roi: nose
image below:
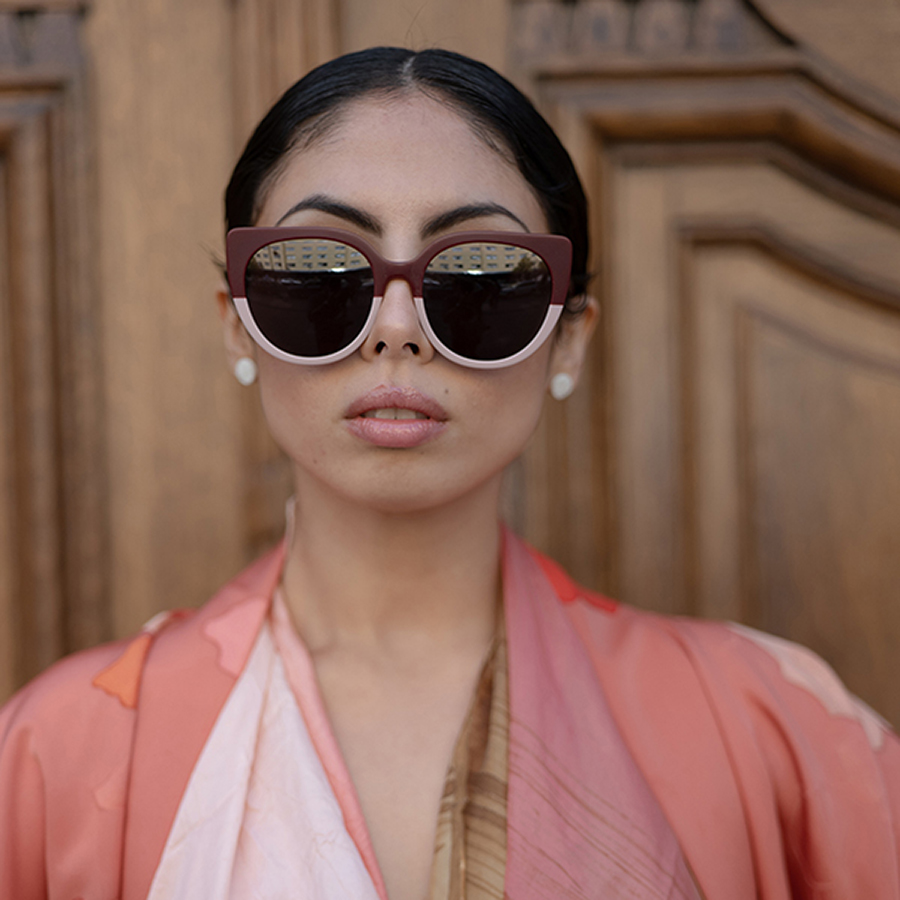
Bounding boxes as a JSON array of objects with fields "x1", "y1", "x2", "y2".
[{"x1": 359, "y1": 276, "x2": 435, "y2": 364}]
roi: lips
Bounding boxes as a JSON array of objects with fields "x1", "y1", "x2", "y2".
[{"x1": 345, "y1": 386, "x2": 448, "y2": 448}]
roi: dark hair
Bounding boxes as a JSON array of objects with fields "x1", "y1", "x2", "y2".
[{"x1": 225, "y1": 47, "x2": 591, "y2": 306}]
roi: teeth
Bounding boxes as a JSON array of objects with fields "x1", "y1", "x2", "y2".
[{"x1": 363, "y1": 408, "x2": 427, "y2": 420}]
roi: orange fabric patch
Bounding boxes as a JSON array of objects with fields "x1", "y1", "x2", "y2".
[
  {"x1": 533, "y1": 550, "x2": 618, "y2": 613},
  {"x1": 92, "y1": 633, "x2": 153, "y2": 709}
]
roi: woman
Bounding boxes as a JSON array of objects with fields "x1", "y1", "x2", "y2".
[{"x1": 1, "y1": 47, "x2": 898, "y2": 900}]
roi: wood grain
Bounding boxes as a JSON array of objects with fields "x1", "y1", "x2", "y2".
[{"x1": 519, "y1": 4, "x2": 900, "y2": 722}]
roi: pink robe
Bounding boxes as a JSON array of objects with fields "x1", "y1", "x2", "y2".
[{"x1": 2, "y1": 530, "x2": 899, "y2": 899}]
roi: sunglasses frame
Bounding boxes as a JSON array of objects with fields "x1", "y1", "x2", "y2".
[{"x1": 226, "y1": 226, "x2": 572, "y2": 369}]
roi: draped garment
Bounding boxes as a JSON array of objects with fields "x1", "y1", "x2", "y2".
[{"x1": 2, "y1": 529, "x2": 899, "y2": 898}]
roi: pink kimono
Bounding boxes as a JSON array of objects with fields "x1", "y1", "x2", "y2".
[{"x1": 2, "y1": 530, "x2": 899, "y2": 899}]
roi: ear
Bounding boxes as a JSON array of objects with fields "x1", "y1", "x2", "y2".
[
  {"x1": 547, "y1": 295, "x2": 599, "y2": 389},
  {"x1": 216, "y1": 284, "x2": 257, "y2": 370}
]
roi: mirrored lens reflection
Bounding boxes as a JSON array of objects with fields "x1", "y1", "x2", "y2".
[
  {"x1": 424, "y1": 243, "x2": 552, "y2": 361},
  {"x1": 245, "y1": 239, "x2": 374, "y2": 357}
]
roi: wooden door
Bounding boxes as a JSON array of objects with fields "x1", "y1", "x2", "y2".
[
  {"x1": 510, "y1": 0, "x2": 900, "y2": 725},
  {"x1": 0, "y1": 4, "x2": 108, "y2": 698},
  {"x1": 0, "y1": 0, "x2": 339, "y2": 702}
]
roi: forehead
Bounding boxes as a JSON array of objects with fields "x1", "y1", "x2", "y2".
[{"x1": 255, "y1": 94, "x2": 547, "y2": 233}]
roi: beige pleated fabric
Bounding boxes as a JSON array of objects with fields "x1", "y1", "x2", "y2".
[{"x1": 428, "y1": 624, "x2": 509, "y2": 900}]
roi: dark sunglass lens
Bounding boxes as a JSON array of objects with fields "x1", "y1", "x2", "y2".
[
  {"x1": 245, "y1": 239, "x2": 373, "y2": 357},
  {"x1": 424, "y1": 243, "x2": 553, "y2": 361}
]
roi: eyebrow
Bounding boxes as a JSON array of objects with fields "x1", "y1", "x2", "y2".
[
  {"x1": 421, "y1": 203, "x2": 531, "y2": 237},
  {"x1": 275, "y1": 195, "x2": 531, "y2": 238},
  {"x1": 275, "y1": 195, "x2": 382, "y2": 233}
]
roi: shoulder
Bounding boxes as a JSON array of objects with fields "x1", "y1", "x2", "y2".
[
  {"x1": 0, "y1": 613, "x2": 198, "y2": 778},
  {"x1": 526, "y1": 541, "x2": 898, "y2": 759},
  {"x1": 562, "y1": 585, "x2": 896, "y2": 750},
  {"x1": 532, "y1": 552, "x2": 900, "y2": 895},
  {"x1": 1, "y1": 540, "x2": 285, "y2": 741},
  {"x1": 0, "y1": 639, "x2": 137, "y2": 746},
  {"x1": 537, "y1": 546, "x2": 886, "y2": 728}
]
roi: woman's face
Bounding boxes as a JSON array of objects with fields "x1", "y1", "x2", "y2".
[{"x1": 223, "y1": 93, "x2": 594, "y2": 516}]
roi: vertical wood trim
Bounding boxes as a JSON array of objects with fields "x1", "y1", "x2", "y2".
[
  {"x1": 0, "y1": 153, "x2": 14, "y2": 698},
  {"x1": 734, "y1": 306, "x2": 762, "y2": 625},
  {"x1": 0, "y1": 9, "x2": 108, "y2": 697},
  {"x1": 7, "y1": 108, "x2": 65, "y2": 678},
  {"x1": 49, "y1": 72, "x2": 110, "y2": 651},
  {"x1": 610, "y1": 165, "x2": 683, "y2": 611},
  {"x1": 230, "y1": 0, "x2": 339, "y2": 148}
]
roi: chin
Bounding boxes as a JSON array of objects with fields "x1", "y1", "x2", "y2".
[
  {"x1": 329, "y1": 465, "x2": 500, "y2": 519},
  {"x1": 342, "y1": 484, "x2": 464, "y2": 517}
]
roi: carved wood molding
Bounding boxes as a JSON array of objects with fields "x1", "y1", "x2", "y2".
[
  {"x1": 0, "y1": 2, "x2": 89, "y2": 10},
  {"x1": 0, "y1": 5, "x2": 107, "y2": 695},
  {"x1": 0, "y1": 5, "x2": 86, "y2": 77},
  {"x1": 549, "y1": 68, "x2": 900, "y2": 206},
  {"x1": 512, "y1": 0, "x2": 794, "y2": 65},
  {"x1": 519, "y1": 0, "x2": 900, "y2": 208},
  {"x1": 679, "y1": 219, "x2": 900, "y2": 313}
]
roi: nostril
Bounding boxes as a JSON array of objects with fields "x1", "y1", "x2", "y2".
[{"x1": 374, "y1": 340, "x2": 420, "y2": 355}]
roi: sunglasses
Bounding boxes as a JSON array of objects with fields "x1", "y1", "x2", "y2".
[{"x1": 225, "y1": 227, "x2": 572, "y2": 369}]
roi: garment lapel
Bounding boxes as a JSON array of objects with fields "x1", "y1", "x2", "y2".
[
  {"x1": 121, "y1": 543, "x2": 284, "y2": 900},
  {"x1": 121, "y1": 532, "x2": 699, "y2": 899},
  {"x1": 502, "y1": 531, "x2": 699, "y2": 899}
]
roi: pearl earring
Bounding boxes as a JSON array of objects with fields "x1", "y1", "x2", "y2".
[
  {"x1": 234, "y1": 356, "x2": 258, "y2": 386},
  {"x1": 550, "y1": 372, "x2": 574, "y2": 401}
]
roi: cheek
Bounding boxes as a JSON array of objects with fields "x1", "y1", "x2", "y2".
[
  {"x1": 464, "y1": 357, "x2": 550, "y2": 454},
  {"x1": 254, "y1": 358, "x2": 326, "y2": 452}
]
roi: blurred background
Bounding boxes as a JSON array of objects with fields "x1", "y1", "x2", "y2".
[{"x1": 1, "y1": 0, "x2": 900, "y2": 726}]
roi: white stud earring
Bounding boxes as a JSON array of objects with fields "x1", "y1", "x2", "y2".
[
  {"x1": 233, "y1": 356, "x2": 258, "y2": 386},
  {"x1": 550, "y1": 372, "x2": 575, "y2": 401}
]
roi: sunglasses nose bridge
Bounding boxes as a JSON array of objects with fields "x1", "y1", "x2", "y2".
[
  {"x1": 360, "y1": 261, "x2": 434, "y2": 364},
  {"x1": 378, "y1": 259, "x2": 422, "y2": 299}
]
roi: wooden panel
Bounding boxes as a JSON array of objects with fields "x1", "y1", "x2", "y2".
[
  {"x1": 535, "y1": 150, "x2": 900, "y2": 721},
  {"x1": 683, "y1": 242, "x2": 900, "y2": 719},
  {"x1": 601, "y1": 157, "x2": 900, "y2": 612},
  {"x1": 513, "y1": 2, "x2": 900, "y2": 722},
  {"x1": 746, "y1": 312, "x2": 900, "y2": 719},
  {"x1": 0, "y1": 142, "x2": 14, "y2": 699},
  {"x1": 0, "y1": 6, "x2": 110, "y2": 699},
  {"x1": 84, "y1": 0, "x2": 243, "y2": 635},
  {"x1": 597, "y1": 151, "x2": 900, "y2": 668},
  {"x1": 5, "y1": 106, "x2": 65, "y2": 677},
  {"x1": 79, "y1": 0, "x2": 343, "y2": 635},
  {"x1": 231, "y1": 0, "x2": 338, "y2": 145},
  {"x1": 756, "y1": 0, "x2": 900, "y2": 107}
]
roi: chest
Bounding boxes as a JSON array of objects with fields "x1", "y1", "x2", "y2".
[{"x1": 314, "y1": 650, "x2": 487, "y2": 900}]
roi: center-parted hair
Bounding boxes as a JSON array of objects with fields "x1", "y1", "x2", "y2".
[{"x1": 225, "y1": 47, "x2": 590, "y2": 306}]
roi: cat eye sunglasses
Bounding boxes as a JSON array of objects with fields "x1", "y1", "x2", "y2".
[{"x1": 226, "y1": 227, "x2": 572, "y2": 369}]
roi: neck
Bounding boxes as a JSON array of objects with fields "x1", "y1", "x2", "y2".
[{"x1": 280, "y1": 474, "x2": 503, "y2": 656}]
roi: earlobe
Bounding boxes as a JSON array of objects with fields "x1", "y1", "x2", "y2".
[
  {"x1": 549, "y1": 295, "x2": 599, "y2": 393},
  {"x1": 216, "y1": 286, "x2": 257, "y2": 370}
]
